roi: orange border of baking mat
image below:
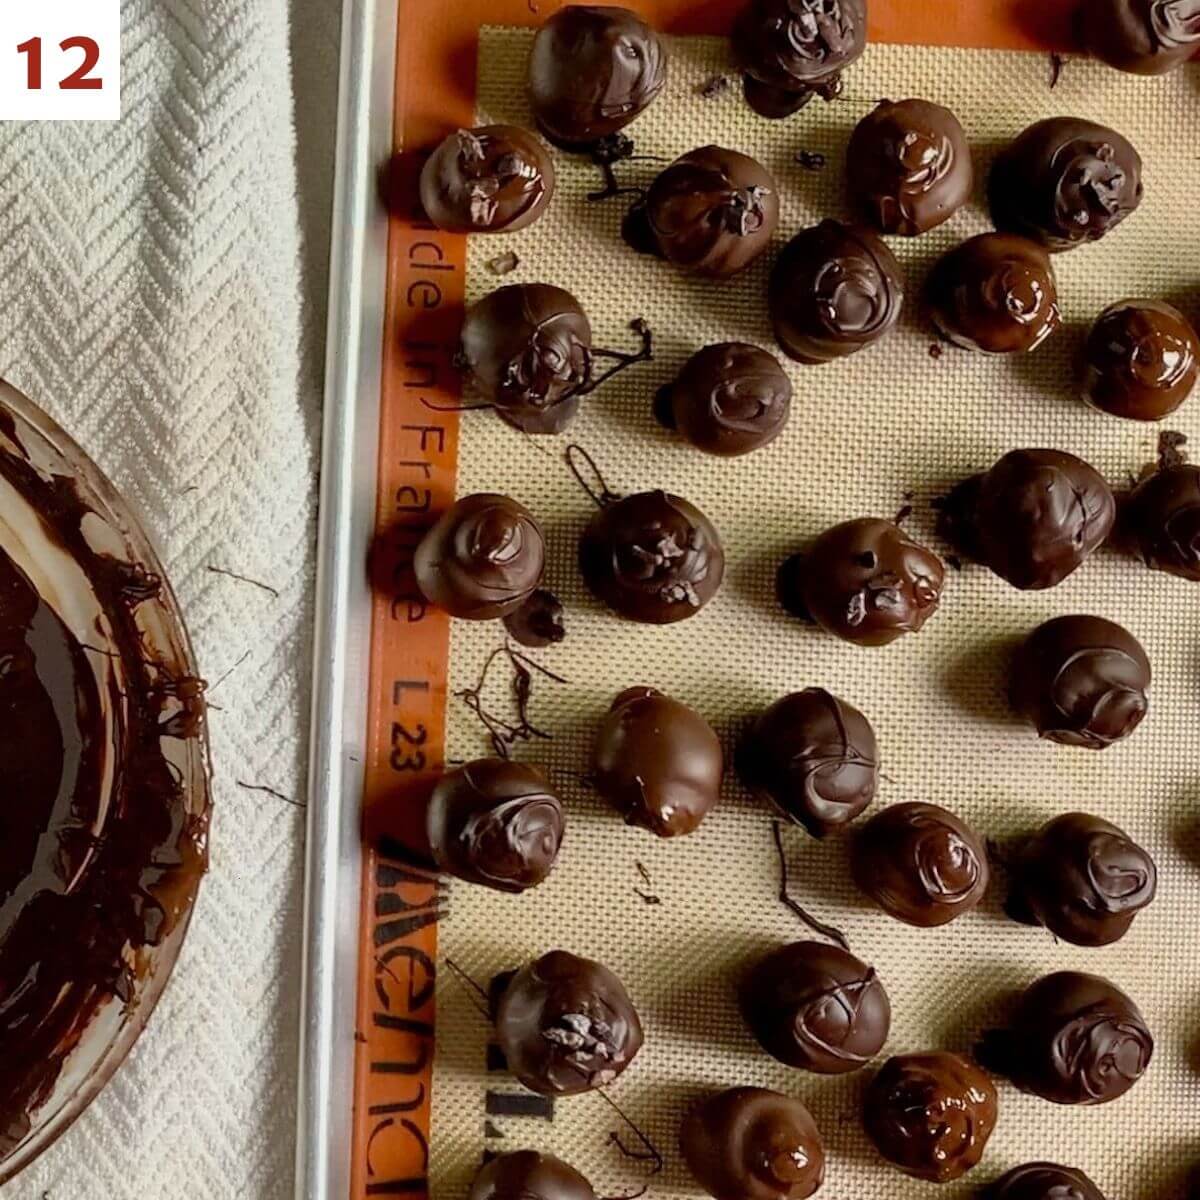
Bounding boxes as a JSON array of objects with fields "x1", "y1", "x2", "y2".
[{"x1": 353, "y1": 2, "x2": 1077, "y2": 1195}]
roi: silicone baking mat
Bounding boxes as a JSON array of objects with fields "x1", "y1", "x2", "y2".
[{"x1": 359, "y1": 4, "x2": 1200, "y2": 1200}]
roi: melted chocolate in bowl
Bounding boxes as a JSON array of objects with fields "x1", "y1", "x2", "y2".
[{"x1": 0, "y1": 380, "x2": 210, "y2": 1181}]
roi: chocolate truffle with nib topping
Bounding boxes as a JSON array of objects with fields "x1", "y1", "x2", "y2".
[
  {"x1": 1078, "y1": 0, "x2": 1200, "y2": 74},
  {"x1": 984, "y1": 1162, "x2": 1107, "y2": 1200},
  {"x1": 469, "y1": 1151, "x2": 596, "y2": 1200},
  {"x1": 528, "y1": 6, "x2": 666, "y2": 148},
  {"x1": 847, "y1": 98, "x2": 973, "y2": 236},
  {"x1": 1124, "y1": 461, "x2": 1200, "y2": 579},
  {"x1": 989, "y1": 118, "x2": 1144, "y2": 251}
]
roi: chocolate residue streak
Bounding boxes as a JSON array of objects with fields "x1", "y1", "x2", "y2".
[
  {"x1": 929, "y1": 343, "x2": 944, "y2": 359},
  {"x1": 486, "y1": 251, "x2": 520, "y2": 277},
  {"x1": 699, "y1": 75, "x2": 730, "y2": 99},
  {"x1": 207, "y1": 564, "x2": 279, "y2": 599},
  {"x1": 1159, "y1": 429, "x2": 1189, "y2": 469},
  {"x1": 0, "y1": 409, "x2": 208, "y2": 1154},
  {"x1": 1049, "y1": 52, "x2": 1064, "y2": 89},
  {"x1": 795, "y1": 150, "x2": 827, "y2": 171}
]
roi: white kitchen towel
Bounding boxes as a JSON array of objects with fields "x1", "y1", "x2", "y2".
[{"x1": 0, "y1": 0, "x2": 340, "y2": 1194}]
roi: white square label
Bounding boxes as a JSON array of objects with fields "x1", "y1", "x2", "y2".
[{"x1": 0, "y1": 0, "x2": 119, "y2": 120}]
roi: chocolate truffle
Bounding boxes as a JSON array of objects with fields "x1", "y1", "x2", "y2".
[
  {"x1": 460, "y1": 284, "x2": 591, "y2": 434},
  {"x1": 655, "y1": 343, "x2": 792, "y2": 457},
  {"x1": 1079, "y1": 0, "x2": 1200, "y2": 74},
  {"x1": 984, "y1": 1162, "x2": 1106, "y2": 1200},
  {"x1": 414, "y1": 493, "x2": 545, "y2": 620},
  {"x1": 1007, "y1": 812, "x2": 1156, "y2": 945},
  {"x1": 940, "y1": 450, "x2": 1115, "y2": 589},
  {"x1": 769, "y1": 221, "x2": 905, "y2": 364},
  {"x1": 1010, "y1": 616, "x2": 1151, "y2": 748},
  {"x1": 419, "y1": 125, "x2": 554, "y2": 234},
  {"x1": 469, "y1": 1151, "x2": 596, "y2": 1200},
  {"x1": 989, "y1": 118, "x2": 1144, "y2": 252},
  {"x1": 741, "y1": 941, "x2": 891, "y2": 1073},
  {"x1": 1124, "y1": 462, "x2": 1200, "y2": 579},
  {"x1": 926, "y1": 234, "x2": 1061, "y2": 354},
  {"x1": 579, "y1": 490, "x2": 725, "y2": 623},
  {"x1": 852, "y1": 802, "x2": 989, "y2": 927},
  {"x1": 593, "y1": 687, "x2": 723, "y2": 837},
  {"x1": 643, "y1": 146, "x2": 780, "y2": 277},
  {"x1": 738, "y1": 689, "x2": 879, "y2": 837},
  {"x1": 777, "y1": 518, "x2": 944, "y2": 646},
  {"x1": 733, "y1": 0, "x2": 867, "y2": 118},
  {"x1": 426, "y1": 759, "x2": 564, "y2": 893},
  {"x1": 846, "y1": 99, "x2": 973, "y2": 236},
  {"x1": 978, "y1": 971, "x2": 1153, "y2": 1106},
  {"x1": 863, "y1": 1051, "x2": 998, "y2": 1183},
  {"x1": 493, "y1": 949, "x2": 643, "y2": 1094},
  {"x1": 528, "y1": 6, "x2": 667, "y2": 148},
  {"x1": 1082, "y1": 299, "x2": 1200, "y2": 421},
  {"x1": 680, "y1": 1087, "x2": 826, "y2": 1200}
]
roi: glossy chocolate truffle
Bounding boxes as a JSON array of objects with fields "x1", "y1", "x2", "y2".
[
  {"x1": 493, "y1": 950, "x2": 643, "y2": 1094},
  {"x1": 1007, "y1": 812, "x2": 1156, "y2": 946},
  {"x1": 528, "y1": 6, "x2": 667, "y2": 147},
  {"x1": 460, "y1": 284, "x2": 591, "y2": 434},
  {"x1": 655, "y1": 343, "x2": 793, "y2": 456},
  {"x1": 738, "y1": 689, "x2": 879, "y2": 836},
  {"x1": 1079, "y1": 0, "x2": 1200, "y2": 74},
  {"x1": 593, "y1": 687, "x2": 723, "y2": 837},
  {"x1": 1010, "y1": 616, "x2": 1151, "y2": 748},
  {"x1": 426, "y1": 759, "x2": 564, "y2": 893},
  {"x1": 469, "y1": 1151, "x2": 596, "y2": 1200},
  {"x1": 579, "y1": 490, "x2": 725, "y2": 623},
  {"x1": 777, "y1": 518, "x2": 944, "y2": 646},
  {"x1": 984, "y1": 1162, "x2": 1106, "y2": 1200},
  {"x1": 419, "y1": 125, "x2": 554, "y2": 234},
  {"x1": 989, "y1": 118, "x2": 1144, "y2": 252},
  {"x1": 852, "y1": 802, "x2": 989, "y2": 927},
  {"x1": 1083, "y1": 299, "x2": 1200, "y2": 420},
  {"x1": 1124, "y1": 462, "x2": 1200, "y2": 579},
  {"x1": 769, "y1": 221, "x2": 904, "y2": 364},
  {"x1": 680, "y1": 1088, "x2": 826, "y2": 1200},
  {"x1": 927, "y1": 234, "x2": 1061, "y2": 354},
  {"x1": 941, "y1": 449, "x2": 1115, "y2": 589},
  {"x1": 733, "y1": 0, "x2": 867, "y2": 118},
  {"x1": 846, "y1": 99, "x2": 973, "y2": 236},
  {"x1": 863, "y1": 1051, "x2": 997, "y2": 1182},
  {"x1": 644, "y1": 146, "x2": 780, "y2": 277},
  {"x1": 741, "y1": 941, "x2": 891, "y2": 1073},
  {"x1": 978, "y1": 971, "x2": 1152, "y2": 1106},
  {"x1": 414, "y1": 493, "x2": 546, "y2": 619}
]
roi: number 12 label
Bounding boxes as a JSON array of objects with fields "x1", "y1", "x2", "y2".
[{"x1": 0, "y1": 0, "x2": 119, "y2": 119}]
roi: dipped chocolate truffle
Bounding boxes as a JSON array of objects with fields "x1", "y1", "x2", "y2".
[
  {"x1": 852, "y1": 802, "x2": 989, "y2": 927},
  {"x1": 738, "y1": 689, "x2": 879, "y2": 836},
  {"x1": 419, "y1": 125, "x2": 554, "y2": 234},
  {"x1": 846, "y1": 98, "x2": 973, "y2": 236},
  {"x1": 1007, "y1": 812, "x2": 1156, "y2": 945},
  {"x1": 1082, "y1": 299, "x2": 1200, "y2": 420},
  {"x1": 414, "y1": 493, "x2": 545, "y2": 619},
  {"x1": 528, "y1": 5, "x2": 667, "y2": 147},
  {"x1": 493, "y1": 949, "x2": 643, "y2": 1094},
  {"x1": 642, "y1": 146, "x2": 780, "y2": 277},
  {"x1": 1078, "y1": 0, "x2": 1200, "y2": 74},
  {"x1": 1124, "y1": 461, "x2": 1200, "y2": 579},
  {"x1": 863, "y1": 1051, "x2": 998, "y2": 1182},
  {"x1": 426, "y1": 759, "x2": 564, "y2": 893},
  {"x1": 655, "y1": 343, "x2": 792, "y2": 456},
  {"x1": 579, "y1": 490, "x2": 725, "y2": 623},
  {"x1": 984, "y1": 1162, "x2": 1106, "y2": 1200},
  {"x1": 989, "y1": 118, "x2": 1144, "y2": 251},
  {"x1": 777, "y1": 518, "x2": 944, "y2": 646},
  {"x1": 977, "y1": 971, "x2": 1153, "y2": 1105},
  {"x1": 927, "y1": 233, "x2": 1061, "y2": 354},
  {"x1": 741, "y1": 941, "x2": 891, "y2": 1073},
  {"x1": 733, "y1": 0, "x2": 868, "y2": 118},
  {"x1": 680, "y1": 1087, "x2": 826, "y2": 1200},
  {"x1": 469, "y1": 1151, "x2": 597, "y2": 1200},
  {"x1": 939, "y1": 449, "x2": 1115, "y2": 589},
  {"x1": 593, "y1": 687, "x2": 723, "y2": 837},
  {"x1": 1010, "y1": 616, "x2": 1151, "y2": 748},
  {"x1": 769, "y1": 221, "x2": 904, "y2": 364}
]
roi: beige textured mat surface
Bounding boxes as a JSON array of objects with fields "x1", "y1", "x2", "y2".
[{"x1": 431, "y1": 29, "x2": 1200, "y2": 1200}]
